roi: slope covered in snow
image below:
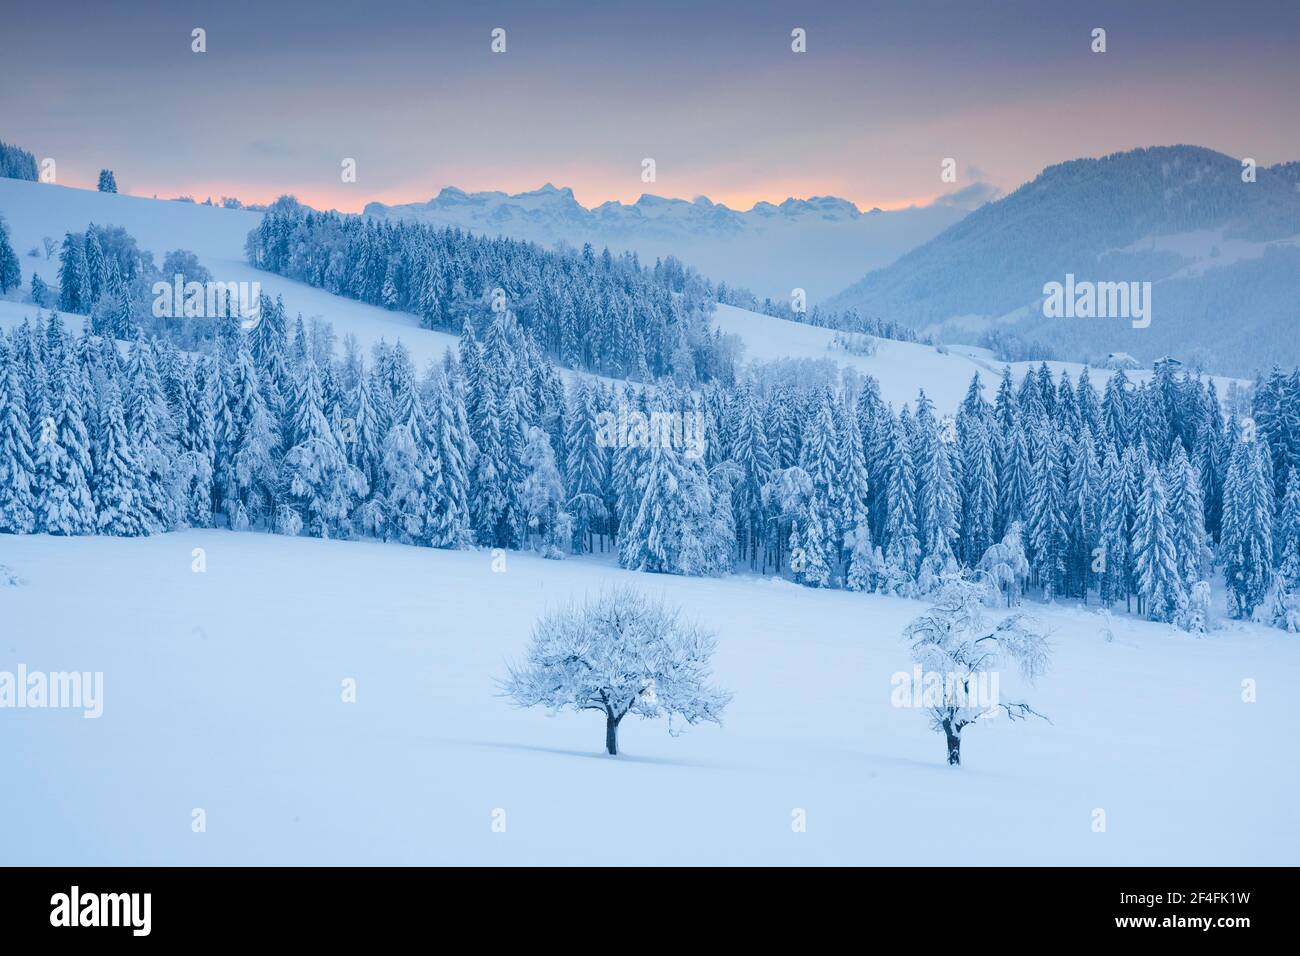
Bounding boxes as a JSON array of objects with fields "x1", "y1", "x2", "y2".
[
  {"x1": 0, "y1": 178, "x2": 462, "y2": 367},
  {"x1": 3, "y1": 530, "x2": 1294, "y2": 865},
  {"x1": 824, "y1": 146, "x2": 1300, "y2": 375},
  {"x1": 4, "y1": 178, "x2": 1253, "y2": 415},
  {"x1": 712, "y1": 305, "x2": 1245, "y2": 411}
]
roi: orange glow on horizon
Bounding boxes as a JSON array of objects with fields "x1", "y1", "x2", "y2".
[{"x1": 92, "y1": 175, "x2": 961, "y2": 217}]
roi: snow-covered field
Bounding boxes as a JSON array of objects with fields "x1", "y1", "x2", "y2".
[
  {"x1": 2, "y1": 530, "x2": 1295, "y2": 865},
  {"x1": 1, "y1": 177, "x2": 1290, "y2": 866}
]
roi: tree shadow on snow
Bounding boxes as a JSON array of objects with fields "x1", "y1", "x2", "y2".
[{"x1": 436, "y1": 737, "x2": 723, "y2": 770}]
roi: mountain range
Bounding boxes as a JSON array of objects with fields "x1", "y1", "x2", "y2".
[
  {"x1": 364, "y1": 182, "x2": 997, "y2": 305},
  {"x1": 824, "y1": 145, "x2": 1300, "y2": 376}
]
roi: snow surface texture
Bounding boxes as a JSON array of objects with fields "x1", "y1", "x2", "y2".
[{"x1": 2, "y1": 531, "x2": 1295, "y2": 866}]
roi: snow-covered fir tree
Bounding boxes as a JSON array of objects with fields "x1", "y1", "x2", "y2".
[
  {"x1": 1132, "y1": 455, "x2": 1184, "y2": 623},
  {"x1": 518, "y1": 425, "x2": 570, "y2": 559},
  {"x1": 1221, "y1": 434, "x2": 1274, "y2": 619},
  {"x1": 0, "y1": 338, "x2": 37, "y2": 533}
]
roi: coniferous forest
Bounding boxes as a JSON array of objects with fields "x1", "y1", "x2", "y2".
[{"x1": 3, "y1": 202, "x2": 1299, "y2": 635}]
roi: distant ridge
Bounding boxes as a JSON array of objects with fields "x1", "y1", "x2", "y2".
[
  {"x1": 364, "y1": 182, "x2": 997, "y2": 305},
  {"x1": 824, "y1": 145, "x2": 1300, "y2": 376}
]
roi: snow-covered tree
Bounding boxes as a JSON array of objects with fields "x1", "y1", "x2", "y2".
[
  {"x1": 957, "y1": 413, "x2": 997, "y2": 567},
  {"x1": 901, "y1": 577, "x2": 1050, "y2": 766},
  {"x1": 425, "y1": 368, "x2": 474, "y2": 549},
  {"x1": 380, "y1": 415, "x2": 426, "y2": 543},
  {"x1": 913, "y1": 391, "x2": 959, "y2": 566},
  {"x1": 1096, "y1": 444, "x2": 1130, "y2": 608},
  {"x1": 502, "y1": 588, "x2": 732, "y2": 755},
  {"x1": 0, "y1": 215, "x2": 20, "y2": 294},
  {"x1": 732, "y1": 385, "x2": 776, "y2": 568},
  {"x1": 1165, "y1": 444, "x2": 1208, "y2": 589},
  {"x1": 57, "y1": 233, "x2": 88, "y2": 312},
  {"x1": 278, "y1": 435, "x2": 365, "y2": 539},
  {"x1": 519, "y1": 425, "x2": 570, "y2": 558},
  {"x1": 880, "y1": 414, "x2": 921, "y2": 594},
  {"x1": 223, "y1": 339, "x2": 280, "y2": 527},
  {"x1": 97, "y1": 169, "x2": 118, "y2": 193},
  {"x1": 91, "y1": 375, "x2": 151, "y2": 536},
  {"x1": 563, "y1": 380, "x2": 609, "y2": 554},
  {"x1": 33, "y1": 349, "x2": 96, "y2": 534},
  {"x1": 1025, "y1": 428, "x2": 1066, "y2": 599},
  {"x1": 621, "y1": 437, "x2": 729, "y2": 576},
  {"x1": 1133, "y1": 457, "x2": 1184, "y2": 622},
  {"x1": 470, "y1": 377, "x2": 517, "y2": 548},
  {"x1": 1275, "y1": 467, "x2": 1300, "y2": 593},
  {"x1": 0, "y1": 340, "x2": 37, "y2": 533},
  {"x1": 977, "y1": 521, "x2": 1030, "y2": 607},
  {"x1": 173, "y1": 357, "x2": 215, "y2": 528},
  {"x1": 29, "y1": 274, "x2": 50, "y2": 308},
  {"x1": 124, "y1": 334, "x2": 174, "y2": 532},
  {"x1": 1221, "y1": 436, "x2": 1274, "y2": 618}
]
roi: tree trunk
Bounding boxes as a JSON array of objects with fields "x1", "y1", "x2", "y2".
[
  {"x1": 605, "y1": 712, "x2": 619, "y2": 756},
  {"x1": 943, "y1": 721, "x2": 962, "y2": 766}
]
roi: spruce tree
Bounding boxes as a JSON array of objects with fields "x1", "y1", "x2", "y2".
[
  {"x1": 838, "y1": 403, "x2": 872, "y2": 582},
  {"x1": 426, "y1": 368, "x2": 473, "y2": 548},
  {"x1": 1064, "y1": 428, "x2": 1099, "y2": 599},
  {"x1": 125, "y1": 335, "x2": 174, "y2": 532},
  {"x1": 1221, "y1": 436, "x2": 1274, "y2": 618},
  {"x1": 0, "y1": 339, "x2": 37, "y2": 533},
  {"x1": 225, "y1": 339, "x2": 279, "y2": 527},
  {"x1": 1096, "y1": 444, "x2": 1128, "y2": 607},
  {"x1": 563, "y1": 380, "x2": 610, "y2": 554},
  {"x1": 1133, "y1": 458, "x2": 1184, "y2": 622},
  {"x1": 0, "y1": 215, "x2": 20, "y2": 294},
  {"x1": 1025, "y1": 427, "x2": 1066, "y2": 599},
  {"x1": 92, "y1": 375, "x2": 150, "y2": 536},
  {"x1": 958, "y1": 414, "x2": 997, "y2": 567},
  {"x1": 1165, "y1": 444, "x2": 1208, "y2": 588},
  {"x1": 34, "y1": 349, "x2": 96, "y2": 534},
  {"x1": 1277, "y1": 468, "x2": 1300, "y2": 590},
  {"x1": 881, "y1": 414, "x2": 920, "y2": 593}
]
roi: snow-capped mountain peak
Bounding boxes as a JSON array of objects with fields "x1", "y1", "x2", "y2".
[{"x1": 365, "y1": 183, "x2": 987, "y2": 302}]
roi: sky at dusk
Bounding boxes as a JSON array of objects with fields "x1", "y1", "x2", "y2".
[{"x1": 3, "y1": 0, "x2": 1298, "y2": 213}]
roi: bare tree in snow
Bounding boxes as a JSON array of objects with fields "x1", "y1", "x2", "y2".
[
  {"x1": 902, "y1": 576, "x2": 1050, "y2": 766},
  {"x1": 502, "y1": 588, "x2": 732, "y2": 755}
]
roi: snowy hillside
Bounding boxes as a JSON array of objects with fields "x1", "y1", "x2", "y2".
[
  {"x1": 711, "y1": 305, "x2": 1245, "y2": 411},
  {"x1": 825, "y1": 145, "x2": 1300, "y2": 375},
  {"x1": 0, "y1": 179, "x2": 462, "y2": 367},
  {"x1": 4, "y1": 530, "x2": 1294, "y2": 865},
  {"x1": 364, "y1": 182, "x2": 996, "y2": 305},
  {"x1": 0, "y1": 179, "x2": 1245, "y2": 413}
]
